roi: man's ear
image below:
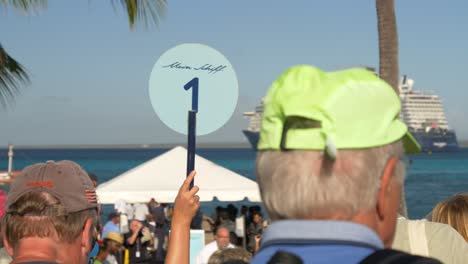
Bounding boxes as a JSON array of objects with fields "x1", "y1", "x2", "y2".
[
  {"x1": 3, "y1": 233, "x2": 14, "y2": 257},
  {"x1": 376, "y1": 157, "x2": 398, "y2": 220},
  {"x1": 81, "y1": 218, "x2": 94, "y2": 253}
]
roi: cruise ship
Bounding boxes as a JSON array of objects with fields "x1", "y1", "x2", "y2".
[
  {"x1": 399, "y1": 76, "x2": 459, "y2": 152},
  {"x1": 243, "y1": 76, "x2": 459, "y2": 152},
  {"x1": 242, "y1": 100, "x2": 263, "y2": 149}
]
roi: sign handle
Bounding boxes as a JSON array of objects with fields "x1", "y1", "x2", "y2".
[
  {"x1": 186, "y1": 110, "x2": 196, "y2": 189},
  {"x1": 184, "y1": 77, "x2": 199, "y2": 189}
]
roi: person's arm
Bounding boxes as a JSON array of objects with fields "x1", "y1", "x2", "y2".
[
  {"x1": 143, "y1": 227, "x2": 154, "y2": 246},
  {"x1": 254, "y1": 234, "x2": 262, "y2": 254},
  {"x1": 126, "y1": 222, "x2": 143, "y2": 245},
  {"x1": 165, "y1": 171, "x2": 200, "y2": 264},
  {"x1": 203, "y1": 214, "x2": 215, "y2": 225},
  {"x1": 126, "y1": 231, "x2": 139, "y2": 246},
  {"x1": 144, "y1": 205, "x2": 151, "y2": 220}
]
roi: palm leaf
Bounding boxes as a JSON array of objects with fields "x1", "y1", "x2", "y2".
[
  {"x1": 0, "y1": 0, "x2": 165, "y2": 108},
  {"x1": 0, "y1": 0, "x2": 47, "y2": 15},
  {"x1": 0, "y1": 44, "x2": 29, "y2": 108},
  {"x1": 113, "y1": 0, "x2": 167, "y2": 30}
]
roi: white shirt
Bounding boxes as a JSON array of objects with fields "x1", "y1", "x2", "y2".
[
  {"x1": 114, "y1": 199, "x2": 127, "y2": 214},
  {"x1": 195, "y1": 241, "x2": 235, "y2": 264},
  {"x1": 0, "y1": 247, "x2": 12, "y2": 264},
  {"x1": 134, "y1": 203, "x2": 149, "y2": 221},
  {"x1": 393, "y1": 217, "x2": 468, "y2": 264},
  {"x1": 125, "y1": 203, "x2": 135, "y2": 220},
  {"x1": 105, "y1": 254, "x2": 118, "y2": 264}
]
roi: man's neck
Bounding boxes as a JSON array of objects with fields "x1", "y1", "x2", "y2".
[{"x1": 12, "y1": 237, "x2": 79, "y2": 264}]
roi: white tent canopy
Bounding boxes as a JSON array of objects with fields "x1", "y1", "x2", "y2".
[{"x1": 96, "y1": 146, "x2": 261, "y2": 204}]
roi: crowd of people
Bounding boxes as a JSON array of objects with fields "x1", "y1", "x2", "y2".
[
  {"x1": 91, "y1": 194, "x2": 269, "y2": 263},
  {"x1": 0, "y1": 66, "x2": 467, "y2": 264},
  {"x1": 96, "y1": 198, "x2": 172, "y2": 263},
  {"x1": 193, "y1": 205, "x2": 266, "y2": 264}
]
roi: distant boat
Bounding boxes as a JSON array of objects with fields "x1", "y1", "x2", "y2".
[
  {"x1": 243, "y1": 76, "x2": 459, "y2": 152},
  {"x1": 242, "y1": 100, "x2": 263, "y2": 150},
  {"x1": 0, "y1": 145, "x2": 20, "y2": 183}
]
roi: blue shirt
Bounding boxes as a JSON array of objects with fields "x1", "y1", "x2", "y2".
[
  {"x1": 251, "y1": 220, "x2": 384, "y2": 264},
  {"x1": 101, "y1": 221, "x2": 119, "y2": 239}
]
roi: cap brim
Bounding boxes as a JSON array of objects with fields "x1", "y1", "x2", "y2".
[{"x1": 402, "y1": 131, "x2": 421, "y2": 154}]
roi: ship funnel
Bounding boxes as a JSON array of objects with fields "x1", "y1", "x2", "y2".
[
  {"x1": 402, "y1": 75, "x2": 408, "y2": 85},
  {"x1": 399, "y1": 75, "x2": 414, "y2": 93},
  {"x1": 400, "y1": 75, "x2": 409, "y2": 93}
]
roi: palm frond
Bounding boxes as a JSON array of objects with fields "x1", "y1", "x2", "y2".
[
  {"x1": 0, "y1": 0, "x2": 47, "y2": 15},
  {"x1": 0, "y1": 44, "x2": 29, "y2": 108},
  {"x1": 113, "y1": 0, "x2": 167, "y2": 30}
]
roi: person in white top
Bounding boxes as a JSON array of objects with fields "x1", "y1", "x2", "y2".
[
  {"x1": 195, "y1": 226, "x2": 235, "y2": 264},
  {"x1": 133, "y1": 202, "x2": 150, "y2": 222},
  {"x1": 125, "y1": 203, "x2": 135, "y2": 220},
  {"x1": 392, "y1": 216, "x2": 468, "y2": 264},
  {"x1": 114, "y1": 199, "x2": 127, "y2": 214}
]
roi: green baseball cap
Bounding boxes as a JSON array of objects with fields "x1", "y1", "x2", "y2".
[{"x1": 257, "y1": 65, "x2": 420, "y2": 155}]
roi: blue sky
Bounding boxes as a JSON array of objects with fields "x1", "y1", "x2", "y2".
[{"x1": 0, "y1": 0, "x2": 467, "y2": 146}]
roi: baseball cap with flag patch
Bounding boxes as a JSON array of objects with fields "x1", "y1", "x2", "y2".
[
  {"x1": 5, "y1": 160, "x2": 98, "y2": 216},
  {"x1": 257, "y1": 65, "x2": 420, "y2": 155}
]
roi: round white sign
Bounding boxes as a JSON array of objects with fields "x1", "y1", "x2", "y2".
[{"x1": 149, "y1": 43, "x2": 239, "y2": 135}]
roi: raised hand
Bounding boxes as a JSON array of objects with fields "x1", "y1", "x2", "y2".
[
  {"x1": 166, "y1": 171, "x2": 201, "y2": 264},
  {"x1": 172, "y1": 171, "x2": 200, "y2": 226}
]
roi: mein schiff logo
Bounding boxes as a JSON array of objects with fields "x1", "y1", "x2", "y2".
[{"x1": 162, "y1": 61, "x2": 227, "y2": 74}]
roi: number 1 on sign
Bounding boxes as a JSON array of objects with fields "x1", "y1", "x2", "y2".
[{"x1": 184, "y1": 77, "x2": 199, "y2": 112}]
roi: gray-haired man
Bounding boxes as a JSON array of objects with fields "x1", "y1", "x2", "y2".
[{"x1": 251, "y1": 66, "x2": 441, "y2": 263}]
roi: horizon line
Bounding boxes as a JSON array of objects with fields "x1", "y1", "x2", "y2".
[{"x1": 0, "y1": 142, "x2": 252, "y2": 149}]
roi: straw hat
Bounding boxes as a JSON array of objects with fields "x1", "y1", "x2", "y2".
[{"x1": 105, "y1": 232, "x2": 124, "y2": 244}]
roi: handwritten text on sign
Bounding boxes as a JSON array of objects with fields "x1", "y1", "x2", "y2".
[{"x1": 162, "y1": 61, "x2": 227, "y2": 74}]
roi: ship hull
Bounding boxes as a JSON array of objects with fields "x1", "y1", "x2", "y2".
[
  {"x1": 242, "y1": 130, "x2": 259, "y2": 150},
  {"x1": 411, "y1": 130, "x2": 459, "y2": 152}
]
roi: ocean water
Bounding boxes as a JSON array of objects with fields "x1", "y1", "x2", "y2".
[{"x1": 1, "y1": 147, "x2": 467, "y2": 219}]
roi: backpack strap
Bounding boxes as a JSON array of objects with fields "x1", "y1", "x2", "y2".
[{"x1": 359, "y1": 249, "x2": 443, "y2": 264}]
